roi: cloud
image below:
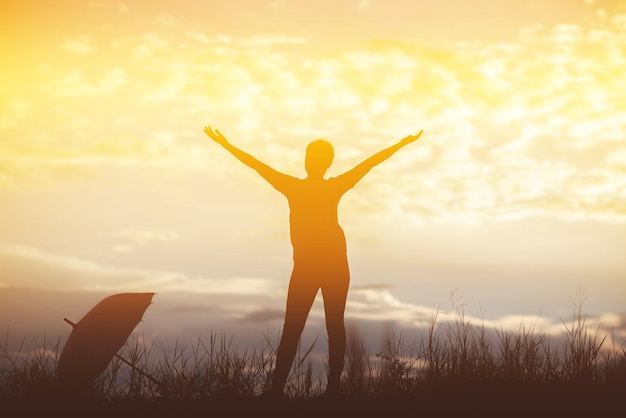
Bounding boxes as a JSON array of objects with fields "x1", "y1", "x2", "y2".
[
  {"x1": 0, "y1": 243, "x2": 275, "y2": 295},
  {"x1": 236, "y1": 35, "x2": 307, "y2": 48},
  {"x1": 63, "y1": 35, "x2": 96, "y2": 54},
  {"x1": 154, "y1": 13, "x2": 178, "y2": 26},
  {"x1": 107, "y1": 228, "x2": 181, "y2": 252},
  {"x1": 1, "y1": 1, "x2": 624, "y2": 286},
  {"x1": 356, "y1": 0, "x2": 372, "y2": 12},
  {"x1": 237, "y1": 308, "x2": 285, "y2": 323},
  {"x1": 347, "y1": 288, "x2": 435, "y2": 325},
  {"x1": 345, "y1": 286, "x2": 626, "y2": 352},
  {"x1": 596, "y1": 312, "x2": 626, "y2": 339},
  {"x1": 351, "y1": 283, "x2": 394, "y2": 291}
]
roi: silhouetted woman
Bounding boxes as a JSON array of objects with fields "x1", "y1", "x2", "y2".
[{"x1": 204, "y1": 126, "x2": 423, "y2": 397}]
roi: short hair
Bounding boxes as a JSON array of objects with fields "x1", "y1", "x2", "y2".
[{"x1": 305, "y1": 139, "x2": 334, "y2": 175}]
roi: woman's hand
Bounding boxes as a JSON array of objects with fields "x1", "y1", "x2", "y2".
[
  {"x1": 204, "y1": 125, "x2": 229, "y2": 146},
  {"x1": 400, "y1": 130, "x2": 423, "y2": 146}
]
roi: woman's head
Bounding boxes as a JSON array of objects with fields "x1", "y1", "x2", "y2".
[{"x1": 305, "y1": 139, "x2": 334, "y2": 178}]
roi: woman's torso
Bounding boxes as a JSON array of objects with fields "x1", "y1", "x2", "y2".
[{"x1": 286, "y1": 178, "x2": 347, "y2": 264}]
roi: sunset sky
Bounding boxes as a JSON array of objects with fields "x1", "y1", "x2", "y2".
[{"x1": 1, "y1": 0, "x2": 625, "y2": 364}]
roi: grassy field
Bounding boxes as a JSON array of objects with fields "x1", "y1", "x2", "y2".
[{"x1": 2, "y1": 300, "x2": 625, "y2": 416}]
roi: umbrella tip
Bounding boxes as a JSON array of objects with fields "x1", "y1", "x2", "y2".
[{"x1": 63, "y1": 317, "x2": 77, "y2": 328}]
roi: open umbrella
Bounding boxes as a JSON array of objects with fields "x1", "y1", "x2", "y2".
[{"x1": 57, "y1": 292, "x2": 155, "y2": 391}]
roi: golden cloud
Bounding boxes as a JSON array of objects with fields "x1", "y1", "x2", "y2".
[{"x1": 1, "y1": 11, "x2": 624, "y2": 225}]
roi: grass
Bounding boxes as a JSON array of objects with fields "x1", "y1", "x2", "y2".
[{"x1": 1, "y1": 295, "x2": 625, "y2": 416}]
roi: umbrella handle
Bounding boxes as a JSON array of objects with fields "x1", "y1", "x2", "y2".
[
  {"x1": 114, "y1": 354, "x2": 166, "y2": 394},
  {"x1": 63, "y1": 317, "x2": 77, "y2": 328}
]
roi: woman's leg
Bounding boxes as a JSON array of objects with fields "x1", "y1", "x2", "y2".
[
  {"x1": 321, "y1": 267, "x2": 350, "y2": 394},
  {"x1": 270, "y1": 272, "x2": 319, "y2": 393}
]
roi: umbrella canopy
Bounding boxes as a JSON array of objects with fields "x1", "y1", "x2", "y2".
[{"x1": 57, "y1": 292, "x2": 155, "y2": 390}]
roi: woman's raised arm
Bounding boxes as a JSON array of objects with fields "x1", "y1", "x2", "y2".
[
  {"x1": 204, "y1": 125, "x2": 292, "y2": 192},
  {"x1": 336, "y1": 130, "x2": 423, "y2": 190}
]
